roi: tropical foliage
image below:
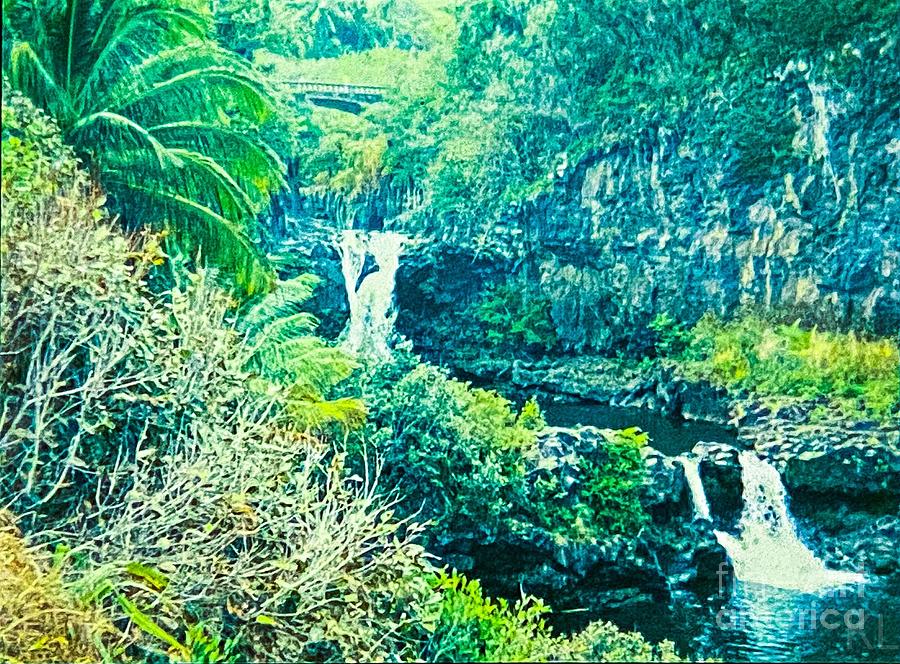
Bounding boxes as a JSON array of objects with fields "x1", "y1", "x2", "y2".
[
  {"x1": 6, "y1": 1, "x2": 896, "y2": 662},
  {"x1": 678, "y1": 314, "x2": 900, "y2": 423},
  {"x1": 1, "y1": 80, "x2": 678, "y2": 664},
  {"x1": 416, "y1": 570, "x2": 680, "y2": 662},
  {"x1": 238, "y1": 274, "x2": 366, "y2": 429},
  {"x1": 214, "y1": 0, "x2": 449, "y2": 60},
  {"x1": 474, "y1": 282, "x2": 558, "y2": 352},
  {"x1": 2, "y1": 0, "x2": 284, "y2": 293},
  {"x1": 357, "y1": 352, "x2": 540, "y2": 543},
  {"x1": 356, "y1": 350, "x2": 650, "y2": 546}
]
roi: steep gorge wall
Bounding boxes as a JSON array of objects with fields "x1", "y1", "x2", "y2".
[{"x1": 394, "y1": 68, "x2": 900, "y2": 355}]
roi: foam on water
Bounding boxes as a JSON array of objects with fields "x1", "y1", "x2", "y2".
[
  {"x1": 337, "y1": 230, "x2": 406, "y2": 358},
  {"x1": 714, "y1": 451, "x2": 867, "y2": 592}
]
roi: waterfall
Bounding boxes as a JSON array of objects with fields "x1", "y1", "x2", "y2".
[
  {"x1": 713, "y1": 451, "x2": 866, "y2": 592},
  {"x1": 337, "y1": 230, "x2": 406, "y2": 358},
  {"x1": 678, "y1": 455, "x2": 711, "y2": 520}
]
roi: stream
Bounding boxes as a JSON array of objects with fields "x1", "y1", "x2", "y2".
[
  {"x1": 540, "y1": 401, "x2": 900, "y2": 662},
  {"x1": 342, "y1": 228, "x2": 900, "y2": 663}
]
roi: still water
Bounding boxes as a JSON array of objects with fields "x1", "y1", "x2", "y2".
[{"x1": 542, "y1": 401, "x2": 737, "y2": 455}]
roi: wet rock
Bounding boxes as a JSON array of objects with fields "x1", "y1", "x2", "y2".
[
  {"x1": 692, "y1": 442, "x2": 743, "y2": 529},
  {"x1": 432, "y1": 425, "x2": 729, "y2": 617}
]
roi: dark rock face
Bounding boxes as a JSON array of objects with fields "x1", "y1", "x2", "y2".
[
  {"x1": 272, "y1": 222, "x2": 349, "y2": 340},
  {"x1": 693, "y1": 442, "x2": 745, "y2": 531},
  {"x1": 386, "y1": 77, "x2": 900, "y2": 356},
  {"x1": 434, "y1": 426, "x2": 728, "y2": 621}
]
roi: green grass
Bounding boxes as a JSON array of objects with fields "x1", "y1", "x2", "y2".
[{"x1": 680, "y1": 314, "x2": 900, "y2": 423}]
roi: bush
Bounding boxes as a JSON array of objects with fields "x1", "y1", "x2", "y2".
[
  {"x1": 0, "y1": 513, "x2": 118, "y2": 663},
  {"x1": 357, "y1": 350, "x2": 650, "y2": 546},
  {"x1": 357, "y1": 351, "x2": 539, "y2": 544},
  {"x1": 474, "y1": 283, "x2": 558, "y2": 352},
  {"x1": 1, "y1": 92, "x2": 434, "y2": 662},
  {"x1": 1, "y1": 83, "x2": 80, "y2": 209},
  {"x1": 412, "y1": 570, "x2": 682, "y2": 663},
  {"x1": 415, "y1": 570, "x2": 554, "y2": 662},
  {"x1": 80, "y1": 421, "x2": 433, "y2": 662},
  {"x1": 532, "y1": 428, "x2": 650, "y2": 542},
  {"x1": 681, "y1": 314, "x2": 900, "y2": 421},
  {"x1": 2, "y1": 90, "x2": 172, "y2": 527},
  {"x1": 648, "y1": 312, "x2": 691, "y2": 357}
]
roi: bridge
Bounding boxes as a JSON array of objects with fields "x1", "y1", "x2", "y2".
[{"x1": 277, "y1": 80, "x2": 388, "y2": 114}]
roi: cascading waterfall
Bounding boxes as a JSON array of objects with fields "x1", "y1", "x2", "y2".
[
  {"x1": 678, "y1": 455, "x2": 711, "y2": 520},
  {"x1": 337, "y1": 229, "x2": 406, "y2": 358},
  {"x1": 713, "y1": 451, "x2": 866, "y2": 592}
]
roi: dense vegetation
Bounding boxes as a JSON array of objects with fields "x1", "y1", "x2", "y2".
[
  {"x1": 0, "y1": 11, "x2": 674, "y2": 660},
  {"x1": 671, "y1": 315, "x2": 900, "y2": 423},
  {"x1": 3, "y1": 1, "x2": 898, "y2": 662}
]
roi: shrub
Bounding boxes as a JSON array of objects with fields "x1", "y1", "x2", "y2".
[
  {"x1": 1, "y1": 83, "x2": 80, "y2": 209},
  {"x1": 358, "y1": 351, "x2": 539, "y2": 544},
  {"x1": 415, "y1": 570, "x2": 554, "y2": 662},
  {"x1": 681, "y1": 314, "x2": 900, "y2": 421},
  {"x1": 532, "y1": 427, "x2": 650, "y2": 542},
  {"x1": 1, "y1": 92, "x2": 434, "y2": 662},
  {"x1": 412, "y1": 570, "x2": 682, "y2": 663},
  {"x1": 78, "y1": 423, "x2": 433, "y2": 662},
  {"x1": 578, "y1": 428, "x2": 651, "y2": 537},
  {"x1": 2, "y1": 90, "x2": 172, "y2": 527},
  {"x1": 474, "y1": 283, "x2": 558, "y2": 352},
  {"x1": 358, "y1": 351, "x2": 651, "y2": 547},
  {"x1": 0, "y1": 513, "x2": 119, "y2": 663},
  {"x1": 648, "y1": 312, "x2": 691, "y2": 358}
]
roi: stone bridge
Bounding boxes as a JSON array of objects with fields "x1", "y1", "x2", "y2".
[{"x1": 277, "y1": 80, "x2": 388, "y2": 114}]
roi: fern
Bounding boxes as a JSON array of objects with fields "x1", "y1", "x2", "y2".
[
  {"x1": 2, "y1": 0, "x2": 286, "y2": 294},
  {"x1": 239, "y1": 275, "x2": 365, "y2": 429}
]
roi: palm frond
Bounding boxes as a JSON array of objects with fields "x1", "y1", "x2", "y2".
[
  {"x1": 106, "y1": 177, "x2": 273, "y2": 295},
  {"x1": 148, "y1": 120, "x2": 285, "y2": 209},
  {"x1": 8, "y1": 41, "x2": 73, "y2": 123},
  {"x1": 69, "y1": 109, "x2": 174, "y2": 169},
  {"x1": 98, "y1": 45, "x2": 274, "y2": 123},
  {"x1": 3, "y1": 0, "x2": 282, "y2": 295},
  {"x1": 240, "y1": 274, "x2": 321, "y2": 329},
  {"x1": 78, "y1": 5, "x2": 210, "y2": 110}
]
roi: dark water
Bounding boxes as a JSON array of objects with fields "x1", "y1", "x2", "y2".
[
  {"x1": 542, "y1": 401, "x2": 737, "y2": 456},
  {"x1": 602, "y1": 578, "x2": 900, "y2": 662}
]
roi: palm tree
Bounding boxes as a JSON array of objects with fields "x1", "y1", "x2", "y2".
[{"x1": 2, "y1": 0, "x2": 285, "y2": 294}]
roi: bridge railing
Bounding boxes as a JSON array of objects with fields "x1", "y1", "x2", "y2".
[{"x1": 276, "y1": 80, "x2": 389, "y2": 98}]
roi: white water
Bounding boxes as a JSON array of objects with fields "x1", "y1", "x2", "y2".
[
  {"x1": 678, "y1": 455, "x2": 711, "y2": 520},
  {"x1": 337, "y1": 230, "x2": 406, "y2": 358},
  {"x1": 713, "y1": 451, "x2": 866, "y2": 592}
]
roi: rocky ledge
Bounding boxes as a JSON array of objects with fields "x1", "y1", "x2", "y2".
[
  {"x1": 445, "y1": 354, "x2": 732, "y2": 422},
  {"x1": 434, "y1": 426, "x2": 727, "y2": 626}
]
